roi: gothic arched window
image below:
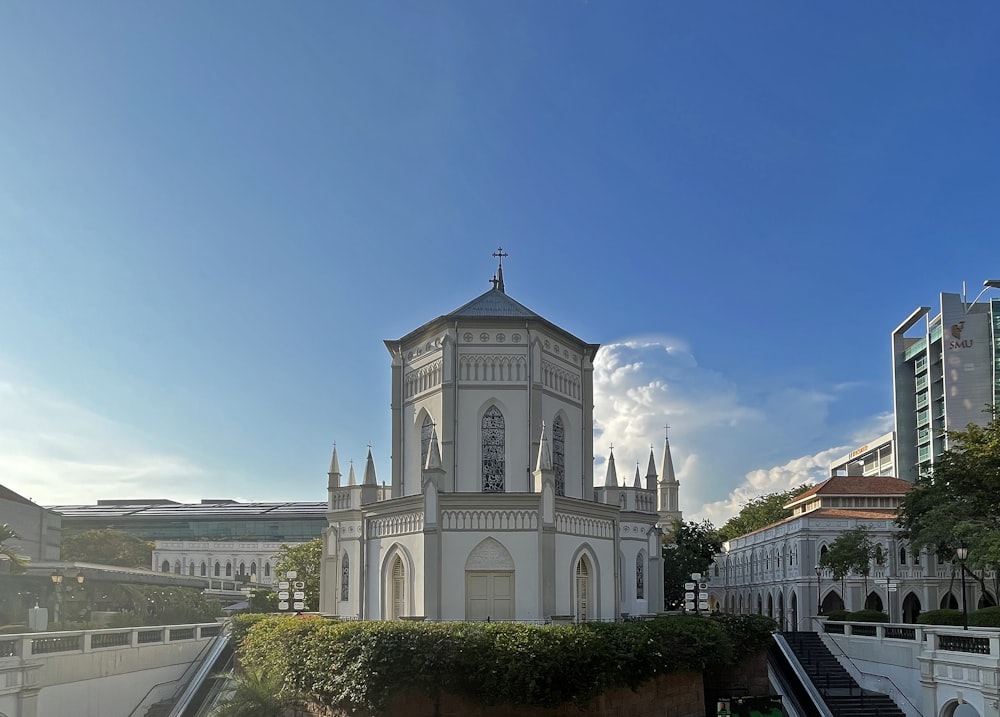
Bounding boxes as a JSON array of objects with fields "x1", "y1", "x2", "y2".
[
  {"x1": 200, "y1": 562, "x2": 207, "y2": 577},
  {"x1": 421, "y1": 415, "x2": 434, "y2": 469},
  {"x1": 553, "y1": 415, "x2": 566, "y2": 496},
  {"x1": 161, "y1": 560, "x2": 170, "y2": 573},
  {"x1": 341, "y1": 553, "x2": 350, "y2": 602},
  {"x1": 482, "y1": 406, "x2": 505, "y2": 492},
  {"x1": 214, "y1": 562, "x2": 221, "y2": 577},
  {"x1": 636, "y1": 553, "x2": 645, "y2": 600}
]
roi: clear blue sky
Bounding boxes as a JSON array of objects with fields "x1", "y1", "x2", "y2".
[{"x1": 2, "y1": 3, "x2": 998, "y2": 524}]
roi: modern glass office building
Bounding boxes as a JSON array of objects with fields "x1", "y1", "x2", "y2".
[
  {"x1": 48, "y1": 498, "x2": 328, "y2": 542},
  {"x1": 891, "y1": 285, "x2": 1000, "y2": 481}
]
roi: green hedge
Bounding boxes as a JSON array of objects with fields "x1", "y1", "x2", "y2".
[
  {"x1": 969, "y1": 606, "x2": 1000, "y2": 627},
  {"x1": 233, "y1": 614, "x2": 776, "y2": 713},
  {"x1": 846, "y1": 610, "x2": 890, "y2": 623},
  {"x1": 917, "y1": 609, "x2": 965, "y2": 626}
]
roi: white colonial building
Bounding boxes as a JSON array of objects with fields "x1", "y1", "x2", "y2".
[
  {"x1": 709, "y1": 475, "x2": 997, "y2": 630},
  {"x1": 318, "y1": 260, "x2": 681, "y2": 621}
]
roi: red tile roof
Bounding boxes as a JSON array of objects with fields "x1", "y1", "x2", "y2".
[{"x1": 786, "y1": 475, "x2": 912, "y2": 507}]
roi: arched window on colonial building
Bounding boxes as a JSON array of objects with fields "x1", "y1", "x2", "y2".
[
  {"x1": 341, "y1": 553, "x2": 350, "y2": 602},
  {"x1": 482, "y1": 406, "x2": 505, "y2": 492},
  {"x1": 420, "y1": 415, "x2": 434, "y2": 469},
  {"x1": 636, "y1": 553, "x2": 645, "y2": 600},
  {"x1": 553, "y1": 415, "x2": 566, "y2": 496}
]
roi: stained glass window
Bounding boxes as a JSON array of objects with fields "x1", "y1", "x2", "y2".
[
  {"x1": 636, "y1": 554, "x2": 645, "y2": 599},
  {"x1": 553, "y1": 415, "x2": 565, "y2": 496},
  {"x1": 341, "y1": 553, "x2": 350, "y2": 601},
  {"x1": 421, "y1": 415, "x2": 434, "y2": 469},
  {"x1": 482, "y1": 405, "x2": 505, "y2": 492}
]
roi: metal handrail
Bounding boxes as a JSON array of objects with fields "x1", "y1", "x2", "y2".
[{"x1": 167, "y1": 623, "x2": 233, "y2": 717}]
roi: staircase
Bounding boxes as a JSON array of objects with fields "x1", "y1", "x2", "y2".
[{"x1": 781, "y1": 632, "x2": 905, "y2": 717}]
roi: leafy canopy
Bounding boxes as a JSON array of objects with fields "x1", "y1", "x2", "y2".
[
  {"x1": 820, "y1": 525, "x2": 875, "y2": 581},
  {"x1": 61, "y1": 528, "x2": 154, "y2": 568},
  {"x1": 896, "y1": 408, "x2": 1000, "y2": 569},
  {"x1": 275, "y1": 538, "x2": 322, "y2": 610},
  {"x1": 662, "y1": 519, "x2": 722, "y2": 610},
  {"x1": 718, "y1": 485, "x2": 810, "y2": 540},
  {"x1": 1, "y1": 523, "x2": 29, "y2": 572}
]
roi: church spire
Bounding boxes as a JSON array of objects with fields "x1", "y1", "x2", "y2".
[
  {"x1": 660, "y1": 429, "x2": 677, "y2": 485},
  {"x1": 363, "y1": 445, "x2": 378, "y2": 486},
  {"x1": 348, "y1": 460, "x2": 357, "y2": 486},
  {"x1": 645, "y1": 446, "x2": 658, "y2": 491},
  {"x1": 604, "y1": 446, "x2": 618, "y2": 487},
  {"x1": 633, "y1": 463, "x2": 642, "y2": 488},
  {"x1": 491, "y1": 246, "x2": 508, "y2": 293},
  {"x1": 327, "y1": 443, "x2": 342, "y2": 488}
]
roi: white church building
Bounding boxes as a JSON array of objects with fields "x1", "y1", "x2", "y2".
[{"x1": 319, "y1": 257, "x2": 681, "y2": 622}]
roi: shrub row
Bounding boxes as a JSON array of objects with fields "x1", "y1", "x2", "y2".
[
  {"x1": 918, "y1": 606, "x2": 1000, "y2": 627},
  {"x1": 231, "y1": 613, "x2": 776, "y2": 713},
  {"x1": 824, "y1": 609, "x2": 890, "y2": 623}
]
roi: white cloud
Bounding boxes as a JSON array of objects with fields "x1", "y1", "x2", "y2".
[
  {"x1": 592, "y1": 337, "x2": 882, "y2": 526},
  {"x1": 0, "y1": 380, "x2": 207, "y2": 506}
]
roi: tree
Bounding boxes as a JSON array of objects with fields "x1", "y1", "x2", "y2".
[
  {"x1": 718, "y1": 485, "x2": 811, "y2": 540},
  {"x1": 820, "y1": 525, "x2": 876, "y2": 605},
  {"x1": 210, "y1": 668, "x2": 302, "y2": 717},
  {"x1": 662, "y1": 520, "x2": 723, "y2": 610},
  {"x1": 274, "y1": 539, "x2": 322, "y2": 610},
  {"x1": 62, "y1": 529, "x2": 154, "y2": 568},
  {"x1": 0, "y1": 524, "x2": 28, "y2": 573},
  {"x1": 897, "y1": 408, "x2": 1000, "y2": 597}
]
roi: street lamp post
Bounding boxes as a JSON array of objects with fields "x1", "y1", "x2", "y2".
[
  {"x1": 50, "y1": 573, "x2": 63, "y2": 626},
  {"x1": 956, "y1": 542, "x2": 969, "y2": 631},
  {"x1": 963, "y1": 279, "x2": 1000, "y2": 313},
  {"x1": 814, "y1": 565, "x2": 822, "y2": 616}
]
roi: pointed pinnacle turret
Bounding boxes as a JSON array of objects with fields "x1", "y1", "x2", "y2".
[
  {"x1": 645, "y1": 446, "x2": 658, "y2": 491},
  {"x1": 363, "y1": 446, "x2": 378, "y2": 486},
  {"x1": 535, "y1": 421, "x2": 552, "y2": 472},
  {"x1": 327, "y1": 444, "x2": 342, "y2": 488},
  {"x1": 604, "y1": 446, "x2": 618, "y2": 488},
  {"x1": 425, "y1": 425, "x2": 443, "y2": 471},
  {"x1": 633, "y1": 463, "x2": 642, "y2": 488},
  {"x1": 348, "y1": 461, "x2": 357, "y2": 486},
  {"x1": 661, "y1": 435, "x2": 677, "y2": 484}
]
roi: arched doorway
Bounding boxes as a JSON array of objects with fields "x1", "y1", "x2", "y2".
[
  {"x1": 901, "y1": 592, "x2": 921, "y2": 623},
  {"x1": 575, "y1": 556, "x2": 591, "y2": 622},
  {"x1": 821, "y1": 591, "x2": 844, "y2": 614},
  {"x1": 465, "y1": 538, "x2": 515, "y2": 621},
  {"x1": 940, "y1": 593, "x2": 959, "y2": 609},
  {"x1": 778, "y1": 593, "x2": 785, "y2": 629},
  {"x1": 865, "y1": 592, "x2": 884, "y2": 612},
  {"x1": 767, "y1": 594, "x2": 774, "y2": 618},
  {"x1": 790, "y1": 593, "x2": 798, "y2": 632},
  {"x1": 979, "y1": 592, "x2": 997, "y2": 608}
]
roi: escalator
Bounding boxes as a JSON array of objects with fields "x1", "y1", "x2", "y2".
[{"x1": 165, "y1": 627, "x2": 235, "y2": 717}]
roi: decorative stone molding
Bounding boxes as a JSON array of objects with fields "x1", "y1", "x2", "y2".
[
  {"x1": 405, "y1": 359, "x2": 444, "y2": 398},
  {"x1": 370, "y1": 512, "x2": 425, "y2": 538},
  {"x1": 556, "y1": 513, "x2": 614, "y2": 538},
  {"x1": 459, "y1": 354, "x2": 527, "y2": 382},
  {"x1": 465, "y1": 537, "x2": 516, "y2": 570},
  {"x1": 441, "y1": 509, "x2": 538, "y2": 531},
  {"x1": 541, "y1": 361, "x2": 581, "y2": 399}
]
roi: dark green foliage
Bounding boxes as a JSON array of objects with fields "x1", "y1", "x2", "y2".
[
  {"x1": 234, "y1": 614, "x2": 771, "y2": 713},
  {"x1": 969, "y1": 606, "x2": 1000, "y2": 627},
  {"x1": 897, "y1": 408, "x2": 1000, "y2": 572},
  {"x1": 847, "y1": 610, "x2": 889, "y2": 623},
  {"x1": 211, "y1": 669, "x2": 303, "y2": 717},
  {"x1": 61, "y1": 529, "x2": 153, "y2": 568},
  {"x1": 662, "y1": 520, "x2": 723, "y2": 609},
  {"x1": 917, "y1": 609, "x2": 965, "y2": 626},
  {"x1": 718, "y1": 486, "x2": 810, "y2": 540},
  {"x1": 823, "y1": 610, "x2": 849, "y2": 622},
  {"x1": 710, "y1": 613, "x2": 777, "y2": 657}
]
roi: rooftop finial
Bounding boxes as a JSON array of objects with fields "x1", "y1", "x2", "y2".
[{"x1": 492, "y1": 246, "x2": 508, "y2": 293}]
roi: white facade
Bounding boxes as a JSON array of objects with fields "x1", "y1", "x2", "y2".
[
  {"x1": 319, "y1": 269, "x2": 675, "y2": 621},
  {"x1": 709, "y1": 476, "x2": 996, "y2": 630},
  {"x1": 151, "y1": 540, "x2": 299, "y2": 586},
  {"x1": 829, "y1": 431, "x2": 895, "y2": 477}
]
